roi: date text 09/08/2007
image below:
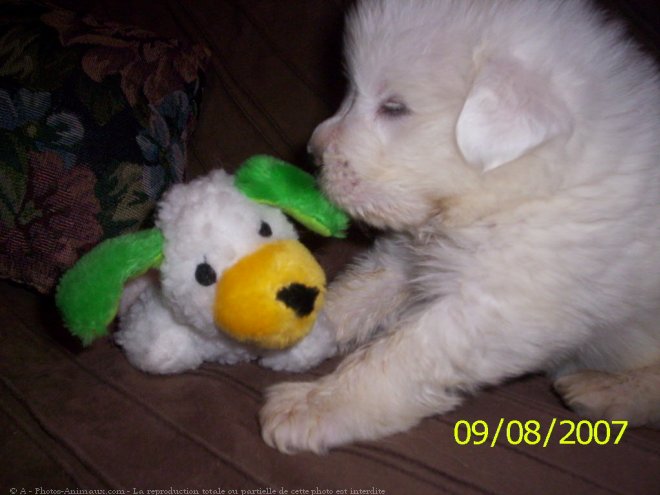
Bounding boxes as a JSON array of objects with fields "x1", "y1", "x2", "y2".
[{"x1": 453, "y1": 419, "x2": 628, "y2": 447}]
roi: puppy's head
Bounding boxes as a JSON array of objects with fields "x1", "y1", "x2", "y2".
[{"x1": 310, "y1": 0, "x2": 576, "y2": 230}]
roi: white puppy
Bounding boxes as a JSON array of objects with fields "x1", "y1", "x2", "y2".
[{"x1": 260, "y1": 0, "x2": 660, "y2": 453}]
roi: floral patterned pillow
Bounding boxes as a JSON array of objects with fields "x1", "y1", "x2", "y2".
[{"x1": 0, "y1": 2, "x2": 209, "y2": 293}]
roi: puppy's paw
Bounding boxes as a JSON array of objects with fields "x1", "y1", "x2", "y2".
[
  {"x1": 554, "y1": 370, "x2": 647, "y2": 425},
  {"x1": 260, "y1": 381, "x2": 344, "y2": 454}
]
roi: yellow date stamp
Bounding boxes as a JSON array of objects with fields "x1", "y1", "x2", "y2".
[{"x1": 453, "y1": 418, "x2": 628, "y2": 447}]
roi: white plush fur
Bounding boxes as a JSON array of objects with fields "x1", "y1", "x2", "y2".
[
  {"x1": 260, "y1": 0, "x2": 660, "y2": 453},
  {"x1": 115, "y1": 170, "x2": 336, "y2": 374}
]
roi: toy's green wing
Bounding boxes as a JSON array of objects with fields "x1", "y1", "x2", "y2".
[
  {"x1": 56, "y1": 229, "x2": 165, "y2": 345},
  {"x1": 234, "y1": 155, "x2": 349, "y2": 238}
]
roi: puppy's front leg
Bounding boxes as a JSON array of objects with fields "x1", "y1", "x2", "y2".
[
  {"x1": 260, "y1": 297, "x2": 515, "y2": 454},
  {"x1": 259, "y1": 309, "x2": 457, "y2": 453}
]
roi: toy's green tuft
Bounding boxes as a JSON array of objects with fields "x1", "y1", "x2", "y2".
[
  {"x1": 234, "y1": 155, "x2": 349, "y2": 238},
  {"x1": 55, "y1": 229, "x2": 165, "y2": 345}
]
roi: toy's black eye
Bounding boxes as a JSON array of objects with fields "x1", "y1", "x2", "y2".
[
  {"x1": 259, "y1": 221, "x2": 272, "y2": 237},
  {"x1": 195, "y1": 261, "x2": 217, "y2": 286}
]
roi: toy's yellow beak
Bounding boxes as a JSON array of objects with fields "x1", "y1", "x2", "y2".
[{"x1": 213, "y1": 240, "x2": 325, "y2": 349}]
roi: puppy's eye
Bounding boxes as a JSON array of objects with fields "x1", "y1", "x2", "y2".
[
  {"x1": 378, "y1": 99, "x2": 410, "y2": 118},
  {"x1": 259, "y1": 221, "x2": 272, "y2": 237},
  {"x1": 195, "y1": 261, "x2": 217, "y2": 286}
]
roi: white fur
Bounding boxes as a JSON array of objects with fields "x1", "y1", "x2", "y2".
[
  {"x1": 115, "y1": 170, "x2": 337, "y2": 374},
  {"x1": 260, "y1": 0, "x2": 660, "y2": 453}
]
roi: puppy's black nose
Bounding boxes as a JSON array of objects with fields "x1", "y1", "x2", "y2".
[{"x1": 276, "y1": 283, "x2": 320, "y2": 317}]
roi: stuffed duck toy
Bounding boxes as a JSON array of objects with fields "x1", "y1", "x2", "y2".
[{"x1": 56, "y1": 155, "x2": 348, "y2": 374}]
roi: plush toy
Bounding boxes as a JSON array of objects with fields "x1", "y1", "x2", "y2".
[{"x1": 56, "y1": 155, "x2": 348, "y2": 374}]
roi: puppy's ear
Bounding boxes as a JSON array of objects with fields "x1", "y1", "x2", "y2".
[{"x1": 456, "y1": 57, "x2": 572, "y2": 172}]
